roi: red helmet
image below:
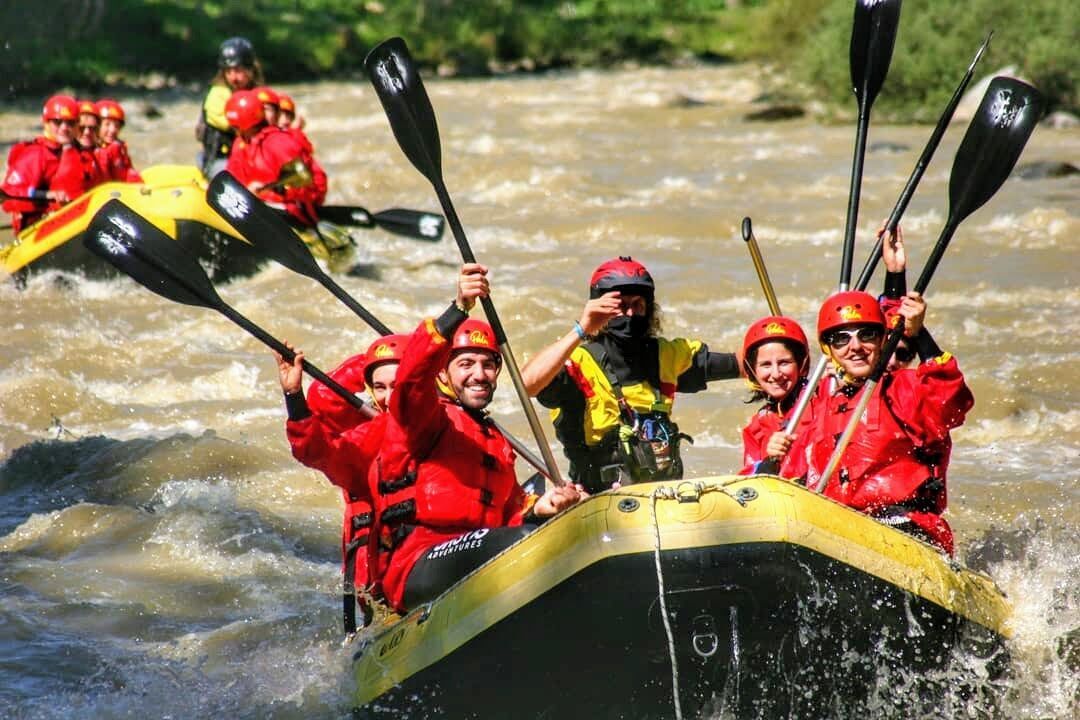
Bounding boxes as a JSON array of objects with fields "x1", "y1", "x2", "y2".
[
  {"x1": 96, "y1": 99, "x2": 125, "y2": 122},
  {"x1": 817, "y1": 291, "x2": 886, "y2": 341},
  {"x1": 77, "y1": 99, "x2": 99, "y2": 118},
  {"x1": 363, "y1": 334, "x2": 408, "y2": 384},
  {"x1": 451, "y1": 319, "x2": 500, "y2": 360},
  {"x1": 742, "y1": 315, "x2": 809, "y2": 374},
  {"x1": 42, "y1": 94, "x2": 79, "y2": 122},
  {"x1": 277, "y1": 93, "x2": 296, "y2": 114},
  {"x1": 306, "y1": 353, "x2": 368, "y2": 433},
  {"x1": 224, "y1": 89, "x2": 264, "y2": 131},
  {"x1": 589, "y1": 256, "x2": 655, "y2": 299},
  {"x1": 253, "y1": 86, "x2": 279, "y2": 107}
]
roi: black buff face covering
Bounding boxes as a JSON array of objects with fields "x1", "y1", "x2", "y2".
[{"x1": 606, "y1": 315, "x2": 649, "y2": 342}]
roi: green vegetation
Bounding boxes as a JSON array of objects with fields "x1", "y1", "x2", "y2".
[{"x1": 1, "y1": 0, "x2": 1075, "y2": 119}]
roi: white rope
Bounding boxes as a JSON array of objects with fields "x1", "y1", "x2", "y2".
[{"x1": 652, "y1": 487, "x2": 683, "y2": 720}]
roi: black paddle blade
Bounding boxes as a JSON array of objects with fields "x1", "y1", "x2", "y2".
[
  {"x1": 316, "y1": 205, "x2": 375, "y2": 228},
  {"x1": 948, "y1": 76, "x2": 1044, "y2": 224},
  {"x1": 373, "y1": 208, "x2": 445, "y2": 241},
  {"x1": 850, "y1": 0, "x2": 902, "y2": 108},
  {"x1": 206, "y1": 171, "x2": 325, "y2": 281},
  {"x1": 83, "y1": 199, "x2": 223, "y2": 310},
  {"x1": 365, "y1": 37, "x2": 443, "y2": 185}
]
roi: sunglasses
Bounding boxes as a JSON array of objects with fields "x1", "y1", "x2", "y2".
[
  {"x1": 79, "y1": 124, "x2": 98, "y2": 132},
  {"x1": 48, "y1": 118, "x2": 77, "y2": 127},
  {"x1": 825, "y1": 326, "x2": 883, "y2": 350}
]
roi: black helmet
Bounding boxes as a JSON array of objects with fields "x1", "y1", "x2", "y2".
[{"x1": 218, "y1": 37, "x2": 256, "y2": 69}]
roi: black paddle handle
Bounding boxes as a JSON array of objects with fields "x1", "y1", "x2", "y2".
[
  {"x1": 216, "y1": 302, "x2": 377, "y2": 418},
  {"x1": 840, "y1": 105, "x2": 871, "y2": 290}
]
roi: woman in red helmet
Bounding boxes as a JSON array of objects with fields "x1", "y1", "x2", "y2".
[
  {"x1": 366, "y1": 264, "x2": 583, "y2": 613},
  {"x1": 2, "y1": 95, "x2": 93, "y2": 232},
  {"x1": 95, "y1": 99, "x2": 142, "y2": 183},
  {"x1": 196, "y1": 36, "x2": 263, "y2": 178},
  {"x1": 275, "y1": 333, "x2": 408, "y2": 631},
  {"x1": 224, "y1": 89, "x2": 327, "y2": 226},
  {"x1": 521, "y1": 256, "x2": 741, "y2": 492},
  {"x1": 738, "y1": 315, "x2": 811, "y2": 476},
  {"x1": 774, "y1": 233, "x2": 973, "y2": 554}
]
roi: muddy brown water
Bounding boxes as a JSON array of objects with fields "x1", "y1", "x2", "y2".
[{"x1": 1, "y1": 64, "x2": 1077, "y2": 717}]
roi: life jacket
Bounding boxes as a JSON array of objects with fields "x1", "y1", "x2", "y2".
[
  {"x1": 369, "y1": 399, "x2": 523, "y2": 610},
  {"x1": 552, "y1": 338, "x2": 699, "y2": 491},
  {"x1": 801, "y1": 354, "x2": 972, "y2": 554},
  {"x1": 2, "y1": 138, "x2": 63, "y2": 230},
  {"x1": 196, "y1": 84, "x2": 235, "y2": 176},
  {"x1": 96, "y1": 140, "x2": 141, "y2": 183},
  {"x1": 226, "y1": 125, "x2": 323, "y2": 224},
  {"x1": 739, "y1": 378, "x2": 813, "y2": 478},
  {"x1": 52, "y1": 145, "x2": 103, "y2": 201}
]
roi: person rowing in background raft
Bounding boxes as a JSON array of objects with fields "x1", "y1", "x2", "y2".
[
  {"x1": 767, "y1": 230, "x2": 973, "y2": 554},
  {"x1": 2, "y1": 95, "x2": 100, "y2": 232},
  {"x1": 366, "y1": 263, "x2": 584, "y2": 613},
  {"x1": 224, "y1": 89, "x2": 327, "y2": 226},
  {"x1": 275, "y1": 334, "x2": 408, "y2": 632},
  {"x1": 196, "y1": 36, "x2": 263, "y2": 178},
  {"x1": 95, "y1": 99, "x2": 142, "y2": 183},
  {"x1": 521, "y1": 256, "x2": 741, "y2": 492},
  {"x1": 276, "y1": 93, "x2": 306, "y2": 131},
  {"x1": 738, "y1": 315, "x2": 812, "y2": 476}
]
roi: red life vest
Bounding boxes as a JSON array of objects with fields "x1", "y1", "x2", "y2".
[
  {"x1": 799, "y1": 355, "x2": 972, "y2": 554},
  {"x1": 2, "y1": 138, "x2": 63, "y2": 230},
  {"x1": 96, "y1": 140, "x2": 141, "y2": 183},
  {"x1": 370, "y1": 400, "x2": 524, "y2": 610},
  {"x1": 365, "y1": 317, "x2": 527, "y2": 611},
  {"x1": 226, "y1": 125, "x2": 325, "y2": 224}
]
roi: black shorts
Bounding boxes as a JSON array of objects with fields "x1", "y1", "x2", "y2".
[{"x1": 402, "y1": 525, "x2": 536, "y2": 610}]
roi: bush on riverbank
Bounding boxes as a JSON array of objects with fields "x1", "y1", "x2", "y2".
[
  {"x1": 1, "y1": 0, "x2": 1075, "y2": 120},
  {"x1": 749, "y1": 0, "x2": 1079, "y2": 120}
]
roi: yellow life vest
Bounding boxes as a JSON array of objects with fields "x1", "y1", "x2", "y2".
[{"x1": 552, "y1": 337, "x2": 702, "y2": 446}]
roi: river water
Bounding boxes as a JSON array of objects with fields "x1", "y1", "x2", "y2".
[{"x1": 1, "y1": 64, "x2": 1077, "y2": 718}]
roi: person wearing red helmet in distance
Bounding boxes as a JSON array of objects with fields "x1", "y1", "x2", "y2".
[
  {"x1": 768, "y1": 230, "x2": 973, "y2": 554},
  {"x1": 738, "y1": 315, "x2": 812, "y2": 476},
  {"x1": 274, "y1": 334, "x2": 408, "y2": 631},
  {"x1": 521, "y1": 256, "x2": 741, "y2": 492},
  {"x1": 367, "y1": 264, "x2": 584, "y2": 613},
  {"x1": 2, "y1": 95, "x2": 96, "y2": 232},
  {"x1": 223, "y1": 89, "x2": 327, "y2": 226},
  {"x1": 95, "y1": 99, "x2": 142, "y2": 183},
  {"x1": 276, "y1": 92, "x2": 306, "y2": 131}
]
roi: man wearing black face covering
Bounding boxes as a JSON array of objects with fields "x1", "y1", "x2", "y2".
[{"x1": 522, "y1": 256, "x2": 740, "y2": 492}]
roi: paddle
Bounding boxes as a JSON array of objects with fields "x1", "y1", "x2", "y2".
[
  {"x1": 365, "y1": 37, "x2": 565, "y2": 486},
  {"x1": 812, "y1": 76, "x2": 1043, "y2": 493},
  {"x1": 853, "y1": 31, "x2": 993, "y2": 291},
  {"x1": 245, "y1": 162, "x2": 446, "y2": 242},
  {"x1": 840, "y1": 0, "x2": 902, "y2": 291},
  {"x1": 82, "y1": 198, "x2": 377, "y2": 419},
  {"x1": 207, "y1": 171, "x2": 393, "y2": 335},
  {"x1": 316, "y1": 205, "x2": 445, "y2": 241},
  {"x1": 741, "y1": 216, "x2": 781, "y2": 316},
  {"x1": 0, "y1": 188, "x2": 51, "y2": 204},
  {"x1": 204, "y1": 172, "x2": 553, "y2": 479}
]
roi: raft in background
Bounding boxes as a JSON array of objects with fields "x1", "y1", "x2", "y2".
[
  {"x1": 352, "y1": 475, "x2": 1011, "y2": 719},
  {"x1": 1, "y1": 165, "x2": 357, "y2": 282}
]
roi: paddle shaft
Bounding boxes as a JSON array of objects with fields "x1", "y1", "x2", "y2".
[
  {"x1": 434, "y1": 179, "x2": 567, "y2": 486},
  {"x1": 741, "y1": 217, "x2": 781, "y2": 316},
  {"x1": 120, "y1": 237, "x2": 378, "y2": 419},
  {"x1": 854, "y1": 33, "x2": 992, "y2": 291}
]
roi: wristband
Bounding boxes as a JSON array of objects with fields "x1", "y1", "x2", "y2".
[{"x1": 573, "y1": 321, "x2": 588, "y2": 341}]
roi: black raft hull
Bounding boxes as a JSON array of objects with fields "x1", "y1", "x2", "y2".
[{"x1": 352, "y1": 476, "x2": 1010, "y2": 719}]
